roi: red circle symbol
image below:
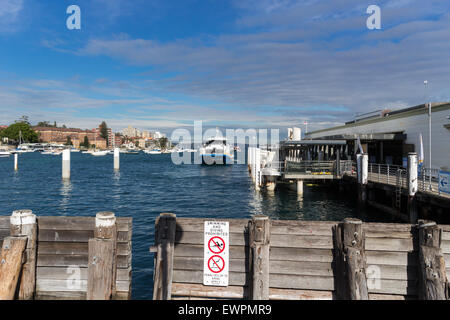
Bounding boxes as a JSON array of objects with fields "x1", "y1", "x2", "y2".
[
  {"x1": 208, "y1": 255, "x2": 225, "y2": 273},
  {"x1": 208, "y1": 236, "x2": 225, "y2": 254}
]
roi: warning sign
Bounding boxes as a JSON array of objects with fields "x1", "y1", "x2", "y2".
[{"x1": 204, "y1": 221, "x2": 229, "y2": 286}]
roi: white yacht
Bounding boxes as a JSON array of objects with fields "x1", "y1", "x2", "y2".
[
  {"x1": 144, "y1": 148, "x2": 162, "y2": 155},
  {"x1": 0, "y1": 148, "x2": 11, "y2": 157},
  {"x1": 91, "y1": 150, "x2": 108, "y2": 156},
  {"x1": 199, "y1": 131, "x2": 234, "y2": 165}
]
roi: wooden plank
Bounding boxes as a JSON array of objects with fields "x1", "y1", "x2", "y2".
[
  {"x1": 269, "y1": 274, "x2": 334, "y2": 291},
  {"x1": 37, "y1": 217, "x2": 131, "y2": 232},
  {"x1": 270, "y1": 247, "x2": 334, "y2": 263},
  {"x1": 36, "y1": 254, "x2": 130, "y2": 269},
  {"x1": 269, "y1": 288, "x2": 333, "y2": 300},
  {"x1": 0, "y1": 236, "x2": 28, "y2": 300},
  {"x1": 270, "y1": 220, "x2": 336, "y2": 236},
  {"x1": 0, "y1": 229, "x2": 9, "y2": 241},
  {"x1": 270, "y1": 261, "x2": 334, "y2": 277},
  {"x1": 439, "y1": 240, "x2": 450, "y2": 253},
  {"x1": 38, "y1": 229, "x2": 129, "y2": 243},
  {"x1": 36, "y1": 279, "x2": 130, "y2": 292},
  {"x1": 173, "y1": 270, "x2": 247, "y2": 286},
  {"x1": 0, "y1": 217, "x2": 10, "y2": 229},
  {"x1": 174, "y1": 257, "x2": 246, "y2": 273},
  {"x1": 372, "y1": 264, "x2": 417, "y2": 281},
  {"x1": 37, "y1": 242, "x2": 130, "y2": 256},
  {"x1": 367, "y1": 279, "x2": 417, "y2": 295},
  {"x1": 366, "y1": 250, "x2": 417, "y2": 266},
  {"x1": 368, "y1": 294, "x2": 409, "y2": 300},
  {"x1": 36, "y1": 266, "x2": 131, "y2": 281},
  {"x1": 271, "y1": 234, "x2": 333, "y2": 249},
  {"x1": 35, "y1": 291, "x2": 86, "y2": 300},
  {"x1": 171, "y1": 283, "x2": 247, "y2": 299},
  {"x1": 365, "y1": 237, "x2": 416, "y2": 252}
]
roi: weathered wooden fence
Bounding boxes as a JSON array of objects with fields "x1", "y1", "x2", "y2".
[
  {"x1": 0, "y1": 210, "x2": 132, "y2": 300},
  {"x1": 151, "y1": 213, "x2": 450, "y2": 300}
]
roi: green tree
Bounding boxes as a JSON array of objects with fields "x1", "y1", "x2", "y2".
[
  {"x1": 0, "y1": 121, "x2": 38, "y2": 144},
  {"x1": 65, "y1": 136, "x2": 73, "y2": 146},
  {"x1": 99, "y1": 121, "x2": 109, "y2": 146},
  {"x1": 81, "y1": 135, "x2": 90, "y2": 148},
  {"x1": 53, "y1": 121, "x2": 57, "y2": 127},
  {"x1": 37, "y1": 121, "x2": 51, "y2": 127},
  {"x1": 159, "y1": 137, "x2": 168, "y2": 150}
]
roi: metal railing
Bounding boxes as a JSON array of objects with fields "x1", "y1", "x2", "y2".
[
  {"x1": 284, "y1": 160, "x2": 335, "y2": 175},
  {"x1": 418, "y1": 168, "x2": 441, "y2": 195},
  {"x1": 367, "y1": 163, "x2": 407, "y2": 188}
]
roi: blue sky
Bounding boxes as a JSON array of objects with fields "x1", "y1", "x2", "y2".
[{"x1": 1, "y1": 0, "x2": 450, "y2": 134}]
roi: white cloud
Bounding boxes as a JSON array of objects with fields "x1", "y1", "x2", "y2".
[{"x1": 0, "y1": 0, "x2": 24, "y2": 33}]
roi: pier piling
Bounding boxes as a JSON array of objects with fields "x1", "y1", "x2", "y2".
[
  {"x1": 87, "y1": 212, "x2": 118, "y2": 300},
  {"x1": 153, "y1": 213, "x2": 176, "y2": 300},
  {"x1": 357, "y1": 153, "x2": 368, "y2": 204},
  {"x1": 62, "y1": 149, "x2": 70, "y2": 180},
  {"x1": 114, "y1": 148, "x2": 120, "y2": 171},
  {"x1": 249, "y1": 215, "x2": 270, "y2": 300},
  {"x1": 0, "y1": 236, "x2": 28, "y2": 300},
  {"x1": 333, "y1": 218, "x2": 369, "y2": 300},
  {"x1": 10, "y1": 210, "x2": 37, "y2": 300},
  {"x1": 14, "y1": 154, "x2": 18, "y2": 171},
  {"x1": 407, "y1": 153, "x2": 418, "y2": 223},
  {"x1": 417, "y1": 220, "x2": 448, "y2": 300}
]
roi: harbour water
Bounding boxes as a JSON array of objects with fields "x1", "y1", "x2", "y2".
[{"x1": 0, "y1": 152, "x2": 393, "y2": 299}]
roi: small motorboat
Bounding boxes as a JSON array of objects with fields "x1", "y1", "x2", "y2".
[
  {"x1": 91, "y1": 150, "x2": 109, "y2": 156},
  {"x1": 0, "y1": 148, "x2": 11, "y2": 157}
]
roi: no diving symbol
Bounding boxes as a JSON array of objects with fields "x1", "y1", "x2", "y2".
[
  {"x1": 208, "y1": 255, "x2": 225, "y2": 273},
  {"x1": 208, "y1": 236, "x2": 225, "y2": 254}
]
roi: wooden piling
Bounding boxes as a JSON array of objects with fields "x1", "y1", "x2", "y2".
[
  {"x1": 87, "y1": 212, "x2": 117, "y2": 300},
  {"x1": 333, "y1": 218, "x2": 369, "y2": 300},
  {"x1": 10, "y1": 210, "x2": 37, "y2": 300},
  {"x1": 153, "y1": 213, "x2": 176, "y2": 300},
  {"x1": 417, "y1": 220, "x2": 448, "y2": 300},
  {"x1": 249, "y1": 215, "x2": 270, "y2": 300},
  {"x1": 0, "y1": 236, "x2": 28, "y2": 300}
]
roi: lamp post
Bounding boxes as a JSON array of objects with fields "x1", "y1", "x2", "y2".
[{"x1": 424, "y1": 80, "x2": 432, "y2": 190}]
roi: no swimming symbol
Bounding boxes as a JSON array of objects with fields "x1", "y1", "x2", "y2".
[
  {"x1": 208, "y1": 236, "x2": 225, "y2": 254},
  {"x1": 207, "y1": 255, "x2": 225, "y2": 273}
]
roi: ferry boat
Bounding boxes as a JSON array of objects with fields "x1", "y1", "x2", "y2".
[{"x1": 199, "y1": 131, "x2": 234, "y2": 165}]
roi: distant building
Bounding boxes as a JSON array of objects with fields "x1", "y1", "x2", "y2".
[
  {"x1": 33, "y1": 127, "x2": 107, "y2": 149},
  {"x1": 123, "y1": 125, "x2": 139, "y2": 138},
  {"x1": 114, "y1": 135, "x2": 123, "y2": 147}
]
